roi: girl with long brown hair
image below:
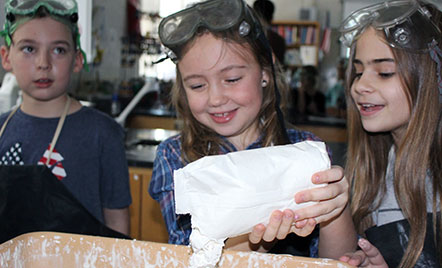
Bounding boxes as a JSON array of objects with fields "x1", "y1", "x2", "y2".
[
  {"x1": 149, "y1": 0, "x2": 356, "y2": 259},
  {"x1": 339, "y1": 0, "x2": 441, "y2": 267}
]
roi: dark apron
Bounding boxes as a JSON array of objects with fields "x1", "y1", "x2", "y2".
[
  {"x1": 0, "y1": 98, "x2": 129, "y2": 244},
  {"x1": 0, "y1": 165, "x2": 129, "y2": 243},
  {"x1": 365, "y1": 214, "x2": 440, "y2": 268}
]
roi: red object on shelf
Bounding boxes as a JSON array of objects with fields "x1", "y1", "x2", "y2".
[{"x1": 127, "y1": 0, "x2": 141, "y2": 38}]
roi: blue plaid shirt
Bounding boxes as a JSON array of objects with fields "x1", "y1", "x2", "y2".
[{"x1": 148, "y1": 128, "x2": 324, "y2": 251}]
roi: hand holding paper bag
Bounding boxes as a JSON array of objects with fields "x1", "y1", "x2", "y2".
[{"x1": 174, "y1": 140, "x2": 330, "y2": 241}]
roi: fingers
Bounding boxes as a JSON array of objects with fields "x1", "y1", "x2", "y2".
[
  {"x1": 292, "y1": 218, "x2": 316, "y2": 237},
  {"x1": 358, "y1": 238, "x2": 388, "y2": 266},
  {"x1": 339, "y1": 251, "x2": 366, "y2": 267},
  {"x1": 275, "y1": 210, "x2": 295, "y2": 240},
  {"x1": 295, "y1": 180, "x2": 347, "y2": 204},
  {"x1": 338, "y1": 239, "x2": 388, "y2": 268},
  {"x1": 312, "y1": 165, "x2": 344, "y2": 184},
  {"x1": 261, "y1": 210, "x2": 284, "y2": 242},
  {"x1": 293, "y1": 192, "x2": 347, "y2": 223},
  {"x1": 249, "y1": 210, "x2": 316, "y2": 244},
  {"x1": 293, "y1": 165, "x2": 349, "y2": 223},
  {"x1": 249, "y1": 223, "x2": 266, "y2": 244}
]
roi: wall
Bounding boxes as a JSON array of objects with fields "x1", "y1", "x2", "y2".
[{"x1": 81, "y1": 0, "x2": 127, "y2": 82}]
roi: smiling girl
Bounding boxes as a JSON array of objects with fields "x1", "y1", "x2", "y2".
[
  {"x1": 149, "y1": 0, "x2": 356, "y2": 259},
  {"x1": 338, "y1": 0, "x2": 442, "y2": 267}
]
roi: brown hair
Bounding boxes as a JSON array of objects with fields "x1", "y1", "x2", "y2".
[
  {"x1": 170, "y1": 26, "x2": 289, "y2": 163},
  {"x1": 344, "y1": 2, "x2": 442, "y2": 267}
]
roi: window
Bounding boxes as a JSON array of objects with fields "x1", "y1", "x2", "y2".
[{"x1": 139, "y1": 0, "x2": 202, "y2": 80}]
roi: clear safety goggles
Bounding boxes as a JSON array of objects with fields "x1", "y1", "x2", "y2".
[
  {"x1": 339, "y1": 0, "x2": 441, "y2": 52},
  {"x1": 158, "y1": 0, "x2": 260, "y2": 57},
  {"x1": 157, "y1": 0, "x2": 290, "y2": 142}
]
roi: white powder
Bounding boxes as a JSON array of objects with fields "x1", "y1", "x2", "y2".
[{"x1": 189, "y1": 228, "x2": 224, "y2": 268}]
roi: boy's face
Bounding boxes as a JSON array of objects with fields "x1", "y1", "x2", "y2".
[{"x1": 0, "y1": 17, "x2": 83, "y2": 103}]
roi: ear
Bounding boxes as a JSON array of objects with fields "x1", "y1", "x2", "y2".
[
  {"x1": 262, "y1": 70, "x2": 270, "y2": 85},
  {"x1": 0, "y1": 45, "x2": 13, "y2": 71},
  {"x1": 73, "y1": 50, "x2": 84, "y2": 73}
]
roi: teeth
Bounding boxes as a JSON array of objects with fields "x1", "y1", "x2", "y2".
[
  {"x1": 362, "y1": 104, "x2": 375, "y2": 108},
  {"x1": 214, "y1": 112, "x2": 229, "y2": 117}
]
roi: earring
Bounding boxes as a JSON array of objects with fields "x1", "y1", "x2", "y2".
[{"x1": 262, "y1": 80, "x2": 268, "y2": 87}]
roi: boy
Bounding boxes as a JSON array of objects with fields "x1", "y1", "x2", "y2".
[{"x1": 0, "y1": 0, "x2": 131, "y2": 237}]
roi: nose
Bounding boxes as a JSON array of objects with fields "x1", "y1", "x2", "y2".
[
  {"x1": 36, "y1": 51, "x2": 51, "y2": 70},
  {"x1": 208, "y1": 83, "x2": 228, "y2": 107},
  {"x1": 352, "y1": 72, "x2": 374, "y2": 95}
]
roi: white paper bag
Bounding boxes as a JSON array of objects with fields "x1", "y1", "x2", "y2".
[{"x1": 174, "y1": 140, "x2": 330, "y2": 241}]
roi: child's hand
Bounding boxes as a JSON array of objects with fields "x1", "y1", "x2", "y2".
[
  {"x1": 248, "y1": 209, "x2": 316, "y2": 244},
  {"x1": 293, "y1": 165, "x2": 348, "y2": 224},
  {"x1": 339, "y1": 238, "x2": 388, "y2": 268}
]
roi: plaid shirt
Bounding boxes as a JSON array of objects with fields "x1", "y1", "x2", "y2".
[{"x1": 148, "y1": 128, "x2": 324, "y2": 248}]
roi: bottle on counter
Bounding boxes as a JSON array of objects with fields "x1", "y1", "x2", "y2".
[{"x1": 111, "y1": 92, "x2": 121, "y2": 117}]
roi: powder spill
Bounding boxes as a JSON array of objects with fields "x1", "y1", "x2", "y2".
[{"x1": 189, "y1": 228, "x2": 224, "y2": 268}]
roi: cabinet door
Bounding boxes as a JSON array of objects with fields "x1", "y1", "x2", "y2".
[{"x1": 140, "y1": 169, "x2": 169, "y2": 243}]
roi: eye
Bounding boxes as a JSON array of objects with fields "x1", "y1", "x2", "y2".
[
  {"x1": 186, "y1": 82, "x2": 206, "y2": 90},
  {"x1": 54, "y1": 47, "x2": 67, "y2": 55},
  {"x1": 190, "y1": 84, "x2": 204, "y2": 90},
  {"x1": 379, "y1": 72, "x2": 395, "y2": 78},
  {"x1": 225, "y1": 77, "x2": 241, "y2": 83},
  {"x1": 21, "y1": 46, "x2": 34, "y2": 54}
]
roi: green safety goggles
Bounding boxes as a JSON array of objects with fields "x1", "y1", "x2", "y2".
[
  {"x1": 1, "y1": 0, "x2": 88, "y2": 70},
  {"x1": 6, "y1": 0, "x2": 77, "y2": 16}
]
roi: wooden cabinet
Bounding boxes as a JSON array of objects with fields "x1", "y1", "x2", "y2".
[
  {"x1": 128, "y1": 167, "x2": 169, "y2": 243},
  {"x1": 272, "y1": 20, "x2": 321, "y2": 67},
  {"x1": 127, "y1": 115, "x2": 183, "y2": 130}
]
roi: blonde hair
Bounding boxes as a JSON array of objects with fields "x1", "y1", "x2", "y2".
[
  {"x1": 170, "y1": 28, "x2": 289, "y2": 163},
  {"x1": 344, "y1": 3, "x2": 442, "y2": 267}
]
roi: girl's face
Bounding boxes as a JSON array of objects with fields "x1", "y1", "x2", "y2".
[
  {"x1": 351, "y1": 27, "x2": 411, "y2": 141},
  {"x1": 0, "y1": 17, "x2": 83, "y2": 104},
  {"x1": 178, "y1": 33, "x2": 268, "y2": 148}
]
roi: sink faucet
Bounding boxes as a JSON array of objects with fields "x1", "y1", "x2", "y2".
[{"x1": 115, "y1": 78, "x2": 159, "y2": 127}]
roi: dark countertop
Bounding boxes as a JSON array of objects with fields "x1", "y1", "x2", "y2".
[
  {"x1": 124, "y1": 109, "x2": 346, "y2": 167},
  {"x1": 291, "y1": 115, "x2": 346, "y2": 128},
  {"x1": 125, "y1": 128, "x2": 179, "y2": 168},
  {"x1": 132, "y1": 107, "x2": 176, "y2": 118}
]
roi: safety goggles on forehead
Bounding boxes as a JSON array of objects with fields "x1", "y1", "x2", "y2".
[
  {"x1": 159, "y1": 0, "x2": 257, "y2": 54},
  {"x1": 339, "y1": 0, "x2": 441, "y2": 52},
  {"x1": 6, "y1": 0, "x2": 77, "y2": 17},
  {"x1": 1, "y1": 0, "x2": 89, "y2": 71},
  {"x1": 157, "y1": 0, "x2": 290, "y2": 143}
]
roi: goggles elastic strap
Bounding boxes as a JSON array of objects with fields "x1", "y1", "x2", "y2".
[{"x1": 428, "y1": 40, "x2": 442, "y2": 103}]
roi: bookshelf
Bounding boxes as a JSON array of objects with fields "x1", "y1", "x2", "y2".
[{"x1": 272, "y1": 20, "x2": 320, "y2": 67}]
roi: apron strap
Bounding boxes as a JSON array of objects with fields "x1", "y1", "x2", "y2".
[
  {"x1": 46, "y1": 97, "x2": 71, "y2": 166},
  {"x1": 0, "y1": 97, "x2": 72, "y2": 166},
  {"x1": 0, "y1": 105, "x2": 19, "y2": 139}
]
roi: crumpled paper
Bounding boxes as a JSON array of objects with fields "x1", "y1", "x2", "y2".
[{"x1": 174, "y1": 140, "x2": 330, "y2": 241}]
